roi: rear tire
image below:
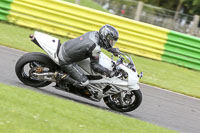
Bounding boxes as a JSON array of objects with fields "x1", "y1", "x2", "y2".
[
  {"x1": 15, "y1": 52, "x2": 58, "y2": 87},
  {"x1": 103, "y1": 89, "x2": 142, "y2": 112}
]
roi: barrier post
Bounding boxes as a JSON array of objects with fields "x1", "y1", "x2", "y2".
[
  {"x1": 135, "y1": 1, "x2": 144, "y2": 21},
  {"x1": 75, "y1": 0, "x2": 80, "y2": 4},
  {"x1": 190, "y1": 15, "x2": 199, "y2": 35}
]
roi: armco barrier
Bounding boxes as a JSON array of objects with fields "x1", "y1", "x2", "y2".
[
  {"x1": 0, "y1": 0, "x2": 200, "y2": 70},
  {"x1": 163, "y1": 31, "x2": 200, "y2": 70},
  {"x1": 1, "y1": 0, "x2": 167, "y2": 61},
  {"x1": 0, "y1": 0, "x2": 13, "y2": 20}
]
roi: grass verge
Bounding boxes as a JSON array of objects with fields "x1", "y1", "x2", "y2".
[
  {"x1": 0, "y1": 83, "x2": 177, "y2": 133},
  {"x1": 0, "y1": 21, "x2": 199, "y2": 98}
]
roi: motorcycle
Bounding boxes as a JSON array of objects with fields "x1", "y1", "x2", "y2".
[{"x1": 15, "y1": 31, "x2": 143, "y2": 112}]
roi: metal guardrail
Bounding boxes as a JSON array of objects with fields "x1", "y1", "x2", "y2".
[
  {"x1": 7, "y1": 0, "x2": 168, "y2": 61},
  {"x1": 0, "y1": 0, "x2": 12, "y2": 21}
]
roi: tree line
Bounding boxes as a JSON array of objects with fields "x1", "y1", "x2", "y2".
[{"x1": 138, "y1": 0, "x2": 200, "y2": 15}]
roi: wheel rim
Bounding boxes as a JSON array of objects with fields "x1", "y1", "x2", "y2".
[
  {"x1": 20, "y1": 61, "x2": 51, "y2": 84},
  {"x1": 110, "y1": 92, "x2": 136, "y2": 108},
  {"x1": 104, "y1": 90, "x2": 142, "y2": 112}
]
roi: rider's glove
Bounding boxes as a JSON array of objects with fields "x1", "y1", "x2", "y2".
[
  {"x1": 108, "y1": 48, "x2": 120, "y2": 56},
  {"x1": 106, "y1": 71, "x2": 115, "y2": 78}
]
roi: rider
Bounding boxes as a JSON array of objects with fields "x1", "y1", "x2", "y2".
[{"x1": 56, "y1": 24, "x2": 120, "y2": 88}]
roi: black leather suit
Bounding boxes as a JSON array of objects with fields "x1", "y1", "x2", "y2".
[{"x1": 58, "y1": 31, "x2": 111, "y2": 84}]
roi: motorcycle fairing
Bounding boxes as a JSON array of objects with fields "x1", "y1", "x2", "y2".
[
  {"x1": 117, "y1": 64, "x2": 139, "y2": 90},
  {"x1": 89, "y1": 64, "x2": 140, "y2": 91},
  {"x1": 34, "y1": 31, "x2": 60, "y2": 64}
]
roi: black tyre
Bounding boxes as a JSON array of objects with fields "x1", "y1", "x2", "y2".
[
  {"x1": 15, "y1": 52, "x2": 58, "y2": 87},
  {"x1": 103, "y1": 89, "x2": 142, "y2": 112}
]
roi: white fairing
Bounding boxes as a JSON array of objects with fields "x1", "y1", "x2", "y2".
[
  {"x1": 99, "y1": 53, "x2": 112, "y2": 71},
  {"x1": 98, "y1": 54, "x2": 139, "y2": 90},
  {"x1": 89, "y1": 63, "x2": 139, "y2": 90},
  {"x1": 88, "y1": 53, "x2": 139, "y2": 90},
  {"x1": 34, "y1": 31, "x2": 60, "y2": 64},
  {"x1": 117, "y1": 64, "x2": 139, "y2": 90}
]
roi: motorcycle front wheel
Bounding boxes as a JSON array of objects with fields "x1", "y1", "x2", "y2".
[
  {"x1": 15, "y1": 52, "x2": 58, "y2": 87},
  {"x1": 103, "y1": 89, "x2": 142, "y2": 112}
]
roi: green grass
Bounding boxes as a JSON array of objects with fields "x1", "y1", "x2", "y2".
[
  {"x1": 0, "y1": 21, "x2": 200, "y2": 98},
  {"x1": 0, "y1": 22, "x2": 67, "y2": 52},
  {"x1": 134, "y1": 56, "x2": 200, "y2": 98},
  {"x1": 0, "y1": 83, "x2": 178, "y2": 133}
]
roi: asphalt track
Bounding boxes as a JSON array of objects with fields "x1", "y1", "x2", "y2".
[{"x1": 0, "y1": 45, "x2": 200, "y2": 133}]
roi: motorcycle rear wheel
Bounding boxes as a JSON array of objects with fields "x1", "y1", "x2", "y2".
[
  {"x1": 103, "y1": 89, "x2": 142, "y2": 112},
  {"x1": 15, "y1": 52, "x2": 58, "y2": 87}
]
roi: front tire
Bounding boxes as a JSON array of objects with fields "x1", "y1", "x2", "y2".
[
  {"x1": 103, "y1": 89, "x2": 142, "y2": 112},
  {"x1": 15, "y1": 52, "x2": 58, "y2": 87}
]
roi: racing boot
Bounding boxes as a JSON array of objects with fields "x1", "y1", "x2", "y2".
[{"x1": 54, "y1": 72, "x2": 86, "y2": 89}]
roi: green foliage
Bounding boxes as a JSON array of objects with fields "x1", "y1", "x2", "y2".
[
  {"x1": 139, "y1": 0, "x2": 179, "y2": 10},
  {"x1": 139, "y1": 0, "x2": 200, "y2": 15},
  {"x1": 182, "y1": 0, "x2": 200, "y2": 14}
]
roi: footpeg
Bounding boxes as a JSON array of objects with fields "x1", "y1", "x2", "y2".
[{"x1": 54, "y1": 72, "x2": 68, "y2": 80}]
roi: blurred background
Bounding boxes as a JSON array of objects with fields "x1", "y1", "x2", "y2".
[{"x1": 89, "y1": 0, "x2": 200, "y2": 37}]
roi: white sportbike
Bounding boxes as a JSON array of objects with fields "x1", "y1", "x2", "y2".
[{"x1": 15, "y1": 31, "x2": 143, "y2": 112}]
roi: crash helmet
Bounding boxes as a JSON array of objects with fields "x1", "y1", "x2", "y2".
[{"x1": 99, "y1": 24, "x2": 119, "y2": 49}]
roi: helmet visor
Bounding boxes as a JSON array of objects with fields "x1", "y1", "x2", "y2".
[
  {"x1": 109, "y1": 40, "x2": 117, "y2": 47},
  {"x1": 107, "y1": 34, "x2": 118, "y2": 47}
]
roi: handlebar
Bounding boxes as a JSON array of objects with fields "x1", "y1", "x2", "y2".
[{"x1": 111, "y1": 51, "x2": 135, "y2": 69}]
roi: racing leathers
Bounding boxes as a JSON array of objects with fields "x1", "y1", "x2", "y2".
[{"x1": 58, "y1": 31, "x2": 116, "y2": 87}]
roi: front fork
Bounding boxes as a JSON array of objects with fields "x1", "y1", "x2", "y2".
[{"x1": 112, "y1": 89, "x2": 136, "y2": 107}]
